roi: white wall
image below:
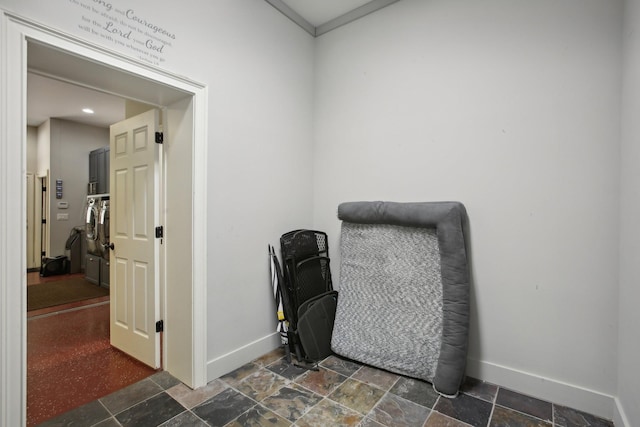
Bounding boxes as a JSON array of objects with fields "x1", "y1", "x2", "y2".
[
  {"x1": 36, "y1": 119, "x2": 51, "y2": 255},
  {"x1": 26, "y1": 126, "x2": 37, "y2": 173},
  {"x1": 190, "y1": 1, "x2": 316, "y2": 374},
  {"x1": 47, "y1": 118, "x2": 108, "y2": 255},
  {"x1": 618, "y1": 0, "x2": 640, "y2": 425},
  {"x1": 36, "y1": 119, "x2": 50, "y2": 177},
  {"x1": 163, "y1": 96, "x2": 195, "y2": 384},
  {"x1": 0, "y1": 0, "x2": 315, "y2": 376},
  {"x1": 26, "y1": 126, "x2": 38, "y2": 269},
  {"x1": 314, "y1": 0, "x2": 622, "y2": 417}
]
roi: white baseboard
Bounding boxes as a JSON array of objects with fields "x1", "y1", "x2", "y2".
[
  {"x1": 613, "y1": 397, "x2": 630, "y2": 427},
  {"x1": 466, "y1": 358, "x2": 615, "y2": 421},
  {"x1": 205, "y1": 346, "x2": 627, "y2": 425},
  {"x1": 206, "y1": 332, "x2": 281, "y2": 381}
]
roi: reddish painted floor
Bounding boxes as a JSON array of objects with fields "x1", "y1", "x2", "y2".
[
  {"x1": 27, "y1": 272, "x2": 157, "y2": 426},
  {"x1": 27, "y1": 271, "x2": 83, "y2": 286},
  {"x1": 27, "y1": 272, "x2": 110, "y2": 318}
]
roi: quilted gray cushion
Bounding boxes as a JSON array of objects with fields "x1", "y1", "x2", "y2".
[
  {"x1": 332, "y1": 222, "x2": 443, "y2": 380},
  {"x1": 331, "y1": 201, "x2": 470, "y2": 396}
]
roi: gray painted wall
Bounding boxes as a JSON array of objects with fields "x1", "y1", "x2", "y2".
[
  {"x1": 313, "y1": 0, "x2": 623, "y2": 418},
  {"x1": 618, "y1": 0, "x2": 640, "y2": 425},
  {"x1": 45, "y1": 119, "x2": 108, "y2": 256}
]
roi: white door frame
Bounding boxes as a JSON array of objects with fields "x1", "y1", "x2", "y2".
[{"x1": 0, "y1": 11, "x2": 208, "y2": 426}]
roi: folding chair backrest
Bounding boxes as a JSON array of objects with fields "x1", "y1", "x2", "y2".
[
  {"x1": 281, "y1": 229, "x2": 329, "y2": 261},
  {"x1": 279, "y1": 229, "x2": 335, "y2": 362},
  {"x1": 281, "y1": 230, "x2": 333, "y2": 309},
  {"x1": 295, "y1": 256, "x2": 332, "y2": 304}
]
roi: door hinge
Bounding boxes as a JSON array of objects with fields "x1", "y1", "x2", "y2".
[
  {"x1": 156, "y1": 320, "x2": 164, "y2": 333},
  {"x1": 42, "y1": 186, "x2": 46, "y2": 192},
  {"x1": 155, "y1": 226, "x2": 164, "y2": 238},
  {"x1": 41, "y1": 219, "x2": 46, "y2": 224},
  {"x1": 155, "y1": 132, "x2": 164, "y2": 144}
]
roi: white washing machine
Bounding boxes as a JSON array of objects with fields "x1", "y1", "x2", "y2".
[
  {"x1": 98, "y1": 198, "x2": 110, "y2": 260},
  {"x1": 98, "y1": 198, "x2": 111, "y2": 287},
  {"x1": 86, "y1": 195, "x2": 110, "y2": 287},
  {"x1": 85, "y1": 195, "x2": 102, "y2": 256}
]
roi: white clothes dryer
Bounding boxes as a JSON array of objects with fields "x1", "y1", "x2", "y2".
[
  {"x1": 98, "y1": 198, "x2": 110, "y2": 260},
  {"x1": 85, "y1": 195, "x2": 102, "y2": 256}
]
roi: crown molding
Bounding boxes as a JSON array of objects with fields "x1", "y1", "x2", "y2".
[{"x1": 265, "y1": 0, "x2": 401, "y2": 37}]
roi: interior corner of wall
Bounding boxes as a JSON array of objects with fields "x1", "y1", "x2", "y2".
[
  {"x1": 614, "y1": 396, "x2": 632, "y2": 427},
  {"x1": 206, "y1": 332, "x2": 281, "y2": 382}
]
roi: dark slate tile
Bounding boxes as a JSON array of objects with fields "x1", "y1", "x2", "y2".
[
  {"x1": 320, "y1": 355, "x2": 363, "y2": 377},
  {"x1": 150, "y1": 371, "x2": 182, "y2": 389},
  {"x1": 496, "y1": 388, "x2": 553, "y2": 422},
  {"x1": 425, "y1": 411, "x2": 476, "y2": 427},
  {"x1": 99, "y1": 377, "x2": 163, "y2": 414},
  {"x1": 554, "y1": 404, "x2": 614, "y2": 427},
  {"x1": 328, "y1": 378, "x2": 386, "y2": 415},
  {"x1": 296, "y1": 398, "x2": 363, "y2": 427},
  {"x1": 192, "y1": 387, "x2": 256, "y2": 427},
  {"x1": 461, "y1": 377, "x2": 499, "y2": 403},
  {"x1": 220, "y1": 362, "x2": 261, "y2": 387},
  {"x1": 390, "y1": 377, "x2": 440, "y2": 408},
  {"x1": 490, "y1": 405, "x2": 552, "y2": 427},
  {"x1": 295, "y1": 366, "x2": 347, "y2": 396},
  {"x1": 93, "y1": 417, "x2": 122, "y2": 427},
  {"x1": 370, "y1": 393, "x2": 431, "y2": 427},
  {"x1": 166, "y1": 380, "x2": 228, "y2": 409},
  {"x1": 352, "y1": 365, "x2": 400, "y2": 391},
  {"x1": 159, "y1": 410, "x2": 210, "y2": 426},
  {"x1": 266, "y1": 358, "x2": 309, "y2": 380},
  {"x1": 115, "y1": 392, "x2": 186, "y2": 427},
  {"x1": 359, "y1": 417, "x2": 387, "y2": 427},
  {"x1": 225, "y1": 404, "x2": 292, "y2": 427},
  {"x1": 235, "y1": 368, "x2": 290, "y2": 401},
  {"x1": 261, "y1": 385, "x2": 324, "y2": 422},
  {"x1": 254, "y1": 347, "x2": 287, "y2": 367},
  {"x1": 434, "y1": 393, "x2": 493, "y2": 427},
  {"x1": 38, "y1": 400, "x2": 111, "y2": 427}
]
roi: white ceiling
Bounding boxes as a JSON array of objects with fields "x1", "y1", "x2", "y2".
[
  {"x1": 269, "y1": 0, "x2": 399, "y2": 35},
  {"x1": 280, "y1": 0, "x2": 374, "y2": 27},
  {"x1": 27, "y1": 1, "x2": 398, "y2": 130},
  {"x1": 27, "y1": 72, "x2": 125, "y2": 128},
  {"x1": 27, "y1": 41, "x2": 191, "y2": 129}
]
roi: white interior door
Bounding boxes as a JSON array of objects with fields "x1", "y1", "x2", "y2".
[{"x1": 109, "y1": 109, "x2": 161, "y2": 368}]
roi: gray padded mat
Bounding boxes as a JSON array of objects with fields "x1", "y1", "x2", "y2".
[
  {"x1": 331, "y1": 201, "x2": 470, "y2": 396},
  {"x1": 332, "y1": 223, "x2": 443, "y2": 381}
]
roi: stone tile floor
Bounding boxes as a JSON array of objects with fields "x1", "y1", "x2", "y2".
[{"x1": 39, "y1": 347, "x2": 615, "y2": 427}]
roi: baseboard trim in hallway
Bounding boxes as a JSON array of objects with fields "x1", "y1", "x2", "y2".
[
  {"x1": 206, "y1": 331, "x2": 281, "y2": 381},
  {"x1": 466, "y1": 357, "x2": 615, "y2": 421}
]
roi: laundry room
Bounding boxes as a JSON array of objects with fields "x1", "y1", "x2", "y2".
[
  {"x1": 26, "y1": 72, "x2": 156, "y2": 288},
  {"x1": 27, "y1": 113, "x2": 110, "y2": 279}
]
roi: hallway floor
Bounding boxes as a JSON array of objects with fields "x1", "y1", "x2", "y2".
[
  {"x1": 38, "y1": 346, "x2": 615, "y2": 427},
  {"x1": 26, "y1": 272, "x2": 109, "y2": 318},
  {"x1": 27, "y1": 272, "x2": 157, "y2": 427}
]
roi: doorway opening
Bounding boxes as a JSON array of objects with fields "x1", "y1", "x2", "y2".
[
  {"x1": 25, "y1": 90, "x2": 164, "y2": 423},
  {"x1": 1, "y1": 13, "x2": 208, "y2": 426}
]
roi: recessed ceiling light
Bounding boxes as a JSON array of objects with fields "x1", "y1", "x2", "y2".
[{"x1": 82, "y1": 108, "x2": 94, "y2": 114}]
